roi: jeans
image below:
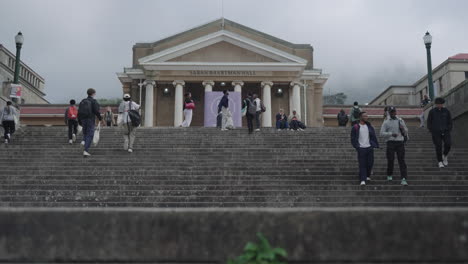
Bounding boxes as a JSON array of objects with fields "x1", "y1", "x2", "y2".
[
  {"x1": 255, "y1": 111, "x2": 261, "y2": 129},
  {"x1": 276, "y1": 120, "x2": 289, "y2": 129},
  {"x1": 357, "y1": 147, "x2": 374, "y2": 182},
  {"x1": 68, "y1": 119, "x2": 78, "y2": 140},
  {"x1": 432, "y1": 131, "x2": 452, "y2": 162},
  {"x1": 386, "y1": 141, "x2": 407, "y2": 179},
  {"x1": 2, "y1": 120, "x2": 15, "y2": 140},
  {"x1": 246, "y1": 113, "x2": 254, "y2": 133},
  {"x1": 81, "y1": 119, "x2": 95, "y2": 152},
  {"x1": 290, "y1": 120, "x2": 299, "y2": 130}
]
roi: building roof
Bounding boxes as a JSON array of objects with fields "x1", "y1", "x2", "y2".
[
  {"x1": 449, "y1": 53, "x2": 468, "y2": 60},
  {"x1": 0, "y1": 44, "x2": 45, "y2": 81}
]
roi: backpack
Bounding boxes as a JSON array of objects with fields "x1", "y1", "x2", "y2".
[
  {"x1": 352, "y1": 107, "x2": 361, "y2": 119},
  {"x1": 67, "y1": 106, "x2": 78, "y2": 120},
  {"x1": 338, "y1": 113, "x2": 347, "y2": 123},
  {"x1": 247, "y1": 98, "x2": 257, "y2": 115},
  {"x1": 78, "y1": 99, "x2": 93, "y2": 119},
  {"x1": 127, "y1": 101, "x2": 141, "y2": 127}
]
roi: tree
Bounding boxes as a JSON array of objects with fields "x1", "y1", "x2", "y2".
[
  {"x1": 323, "y1": 92, "x2": 347, "y2": 105},
  {"x1": 96, "y1": 98, "x2": 121, "y2": 105}
]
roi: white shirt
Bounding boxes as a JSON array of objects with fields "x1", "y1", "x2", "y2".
[
  {"x1": 358, "y1": 123, "x2": 371, "y2": 148},
  {"x1": 254, "y1": 98, "x2": 261, "y2": 112},
  {"x1": 118, "y1": 101, "x2": 140, "y2": 125}
]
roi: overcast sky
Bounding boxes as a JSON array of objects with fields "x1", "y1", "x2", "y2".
[{"x1": 1, "y1": 0, "x2": 467, "y2": 104}]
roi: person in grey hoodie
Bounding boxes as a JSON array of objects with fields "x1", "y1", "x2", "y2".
[
  {"x1": 380, "y1": 107, "x2": 409, "y2": 186},
  {"x1": 1, "y1": 101, "x2": 18, "y2": 144},
  {"x1": 349, "y1": 102, "x2": 362, "y2": 125}
]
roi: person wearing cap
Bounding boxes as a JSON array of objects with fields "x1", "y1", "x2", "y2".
[
  {"x1": 349, "y1": 102, "x2": 362, "y2": 126},
  {"x1": 351, "y1": 111, "x2": 379, "y2": 186},
  {"x1": 380, "y1": 107, "x2": 409, "y2": 185},
  {"x1": 118, "y1": 93, "x2": 140, "y2": 153},
  {"x1": 427, "y1": 97, "x2": 452, "y2": 168}
]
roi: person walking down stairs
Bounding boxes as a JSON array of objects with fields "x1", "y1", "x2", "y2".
[
  {"x1": 77, "y1": 88, "x2": 103, "y2": 157},
  {"x1": 1, "y1": 101, "x2": 18, "y2": 144},
  {"x1": 427, "y1": 97, "x2": 453, "y2": 168},
  {"x1": 380, "y1": 107, "x2": 409, "y2": 186},
  {"x1": 118, "y1": 94, "x2": 140, "y2": 153},
  {"x1": 64, "y1": 99, "x2": 78, "y2": 144},
  {"x1": 351, "y1": 112, "x2": 379, "y2": 186},
  {"x1": 218, "y1": 90, "x2": 233, "y2": 131}
]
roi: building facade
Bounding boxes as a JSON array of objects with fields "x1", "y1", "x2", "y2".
[
  {"x1": 370, "y1": 54, "x2": 468, "y2": 106},
  {"x1": 0, "y1": 44, "x2": 48, "y2": 106},
  {"x1": 117, "y1": 19, "x2": 328, "y2": 127}
]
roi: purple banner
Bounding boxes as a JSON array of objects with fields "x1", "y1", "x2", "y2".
[{"x1": 204, "y1": 92, "x2": 242, "y2": 127}]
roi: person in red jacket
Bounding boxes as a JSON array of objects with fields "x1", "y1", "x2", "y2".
[{"x1": 64, "y1": 99, "x2": 78, "y2": 144}]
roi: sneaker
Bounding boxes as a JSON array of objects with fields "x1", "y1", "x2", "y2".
[
  {"x1": 128, "y1": 149, "x2": 133, "y2": 153},
  {"x1": 4, "y1": 139, "x2": 8, "y2": 144},
  {"x1": 83, "y1": 151, "x2": 91, "y2": 157},
  {"x1": 401, "y1": 178, "x2": 408, "y2": 186},
  {"x1": 387, "y1": 176, "x2": 393, "y2": 181},
  {"x1": 360, "y1": 181, "x2": 366, "y2": 186},
  {"x1": 443, "y1": 155, "x2": 448, "y2": 166},
  {"x1": 72, "y1": 133, "x2": 77, "y2": 142},
  {"x1": 277, "y1": 129, "x2": 281, "y2": 131},
  {"x1": 298, "y1": 128, "x2": 304, "y2": 131},
  {"x1": 81, "y1": 141, "x2": 85, "y2": 146},
  {"x1": 255, "y1": 129, "x2": 260, "y2": 132},
  {"x1": 69, "y1": 139, "x2": 73, "y2": 144},
  {"x1": 438, "y1": 162, "x2": 445, "y2": 168},
  {"x1": 366, "y1": 177, "x2": 371, "y2": 181},
  {"x1": 221, "y1": 128, "x2": 228, "y2": 131}
]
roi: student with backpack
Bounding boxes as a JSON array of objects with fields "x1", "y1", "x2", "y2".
[
  {"x1": 350, "y1": 102, "x2": 362, "y2": 126},
  {"x1": 337, "y1": 109, "x2": 348, "y2": 127},
  {"x1": 118, "y1": 94, "x2": 140, "y2": 153},
  {"x1": 243, "y1": 92, "x2": 256, "y2": 134},
  {"x1": 1, "y1": 101, "x2": 18, "y2": 144},
  {"x1": 380, "y1": 107, "x2": 409, "y2": 186},
  {"x1": 77, "y1": 88, "x2": 103, "y2": 157},
  {"x1": 64, "y1": 99, "x2": 78, "y2": 144}
]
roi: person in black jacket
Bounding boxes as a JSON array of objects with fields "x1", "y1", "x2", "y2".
[
  {"x1": 350, "y1": 112, "x2": 379, "y2": 186},
  {"x1": 78, "y1": 88, "x2": 103, "y2": 157},
  {"x1": 337, "y1": 109, "x2": 348, "y2": 127},
  {"x1": 427, "y1": 97, "x2": 452, "y2": 168}
]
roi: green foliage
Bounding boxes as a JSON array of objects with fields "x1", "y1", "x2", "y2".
[
  {"x1": 324, "y1": 92, "x2": 348, "y2": 105},
  {"x1": 96, "y1": 98, "x2": 121, "y2": 105},
  {"x1": 227, "y1": 233, "x2": 287, "y2": 264}
]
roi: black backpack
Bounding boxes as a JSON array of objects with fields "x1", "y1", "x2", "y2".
[
  {"x1": 78, "y1": 98, "x2": 93, "y2": 119},
  {"x1": 352, "y1": 107, "x2": 361, "y2": 119},
  {"x1": 128, "y1": 101, "x2": 141, "y2": 127},
  {"x1": 247, "y1": 98, "x2": 257, "y2": 115}
]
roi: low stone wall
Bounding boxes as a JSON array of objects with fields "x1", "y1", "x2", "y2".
[
  {"x1": 0, "y1": 208, "x2": 467, "y2": 263},
  {"x1": 443, "y1": 80, "x2": 468, "y2": 148}
]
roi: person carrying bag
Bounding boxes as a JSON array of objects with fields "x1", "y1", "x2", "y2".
[{"x1": 118, "y1": 94, "x2": 140, "y2": 153}]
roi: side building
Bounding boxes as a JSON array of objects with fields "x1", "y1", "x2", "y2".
[
  {"x1": 370, "y1": 53, "x2": 468, "y2": 106},
  {"x1": 0, "y1": 44, "x2": 48, "y2": 108}
]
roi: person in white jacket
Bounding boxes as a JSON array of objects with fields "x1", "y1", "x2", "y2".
[
  {"x1": 118, "y1": 94, "x2": 140, "y2": 153},
  {"x1": 1, "y1": 101, "x2": 18, "y2": 144}
]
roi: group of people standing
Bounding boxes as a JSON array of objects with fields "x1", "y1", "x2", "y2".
[{"x1": 351, "y1": 97, "x2": 453, "y2": 186}]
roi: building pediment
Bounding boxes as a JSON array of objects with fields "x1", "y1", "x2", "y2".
[{"x1": 138, "y1": 30, "x2": 308, "y2": 72}]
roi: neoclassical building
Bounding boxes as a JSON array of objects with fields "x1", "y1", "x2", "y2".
[{"x1": 117, "y1": 18, "x2": 328, "y2": 127}]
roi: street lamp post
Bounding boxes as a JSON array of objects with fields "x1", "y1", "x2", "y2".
[
  {"x1": 423, "y1": 31, "x2": 434, "y2": 100},
  {"x1": 13, "y1": 32, "x2": 24, "y2": 84},
  {"x1": 12, "y1": 32, "x2": 24, "y2": 104}
]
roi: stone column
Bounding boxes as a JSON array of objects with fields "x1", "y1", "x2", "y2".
[
  {"x1": 202, "y1": 80, "x2": 214, "y2": 92},
  {"x1": 232, "y1": 81, "x2": 244, "y2": 93},
  {"x1": 261, "y1": 81, "x2": 273, "y2": 127},
  {"x1": 313, "y1": 83, "x2": 324, "y2": 127},
  {"x1": 173, "y1": 80, "x2": 185, "y2": 127},
  {"x1": 306, "y1": 81, "x2": 316, "y2": 127},
  {"x1": 290, "y1": 81, "x2": 302, "y2": 117},
  {"x1": 144, "y1": 80, "x2": 155, "y2": 127}
]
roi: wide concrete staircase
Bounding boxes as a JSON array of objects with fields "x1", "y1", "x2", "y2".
[{"x1": 1, "y1": 126, "x2": 467, "y2": 207}]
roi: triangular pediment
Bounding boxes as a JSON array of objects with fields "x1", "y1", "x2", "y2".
[
  {"x1": 138, "y1": 30, "x2": 308, "y2": 65},
  {"x1": 167, "y1": 41, "x2": 280, "y2": 63}
]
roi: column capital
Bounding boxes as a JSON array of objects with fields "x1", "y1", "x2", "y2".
[
  {"x1": 261, "y1": 81, "x2": 273, "y2": 88},
  {"x1": 173, "y1": 80, "x2": 185, "y2": 87},
  {"x1": 231, "y1": 81, "x2": 244, "y2": 87},
  {"x1": 202, "y1": 80, "x2": 215, "y2": 87},
  {"x1": 290, "y1": 81, "x2": 302, "y2": 87},
  {"x1": 143, "y1": 80, "x2": 155, "y2": 86}
]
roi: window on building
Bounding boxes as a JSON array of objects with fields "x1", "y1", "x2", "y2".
[{"x1": 465, "y1": 71, "x2": 468, "y2": 79}]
